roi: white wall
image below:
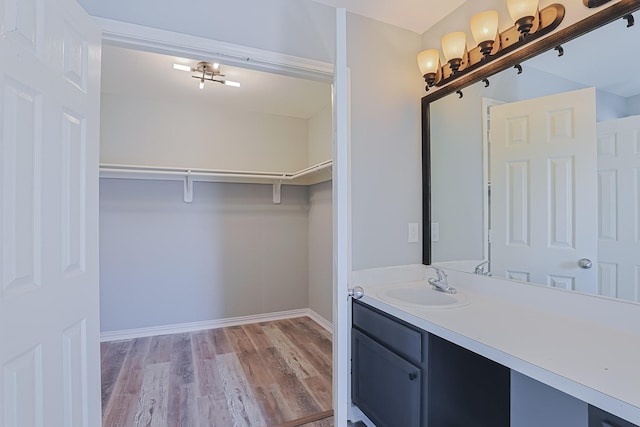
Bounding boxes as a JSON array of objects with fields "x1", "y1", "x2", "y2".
[
  {"x1": 100, "y1": 94, "x2": 309, "y2": 171},
  {"x1": 308, "y1": 181, "x2": 333, "y2": 321},
  {"x1": 347, "y1": 13, "x2": 424, "y2": 270},
  {"x1": 99, "y1": 179, "x2": 310, "y2": 332}
]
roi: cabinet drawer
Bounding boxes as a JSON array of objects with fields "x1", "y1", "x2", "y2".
[
  {"x1": 353, "y1": 301, "x2": 422, "y2": 364},
  {"x1": 352, "y1": 329, "x2": 422, "y2": 427}
]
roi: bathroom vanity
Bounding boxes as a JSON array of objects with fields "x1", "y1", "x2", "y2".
[
  {"x1": 351, "y1": 266, "x2": 640, "y2": 426},
  {"x1": 352, "y1": 300, "x2": 510, "y2": 427}
]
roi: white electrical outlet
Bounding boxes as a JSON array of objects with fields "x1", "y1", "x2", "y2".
[
  {"x1": 408, "y1": 223, "x2": 419, "y2": 243},
  {"x1": 431, "y1": 222, "x2": 440, "y2": 242}
]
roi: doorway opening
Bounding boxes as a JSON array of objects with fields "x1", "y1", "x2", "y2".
[{"x1": 97, "y1": 31, "x2": 337, "y2": 426}]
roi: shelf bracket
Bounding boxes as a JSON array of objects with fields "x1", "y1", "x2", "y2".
[
  {"x1": 184, "y1": 171, "x2": 194, "y2": 203},
  {"x1": 273, "y1": 180, "x2": 282, "y2": 204}
]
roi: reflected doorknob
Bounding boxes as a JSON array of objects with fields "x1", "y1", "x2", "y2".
[
  {"x1": 348, "y1": 286, "x2": 364, "y2": 299},
  {"x1": 578, "y1": 258, "x2": 593, "y2": 269}
]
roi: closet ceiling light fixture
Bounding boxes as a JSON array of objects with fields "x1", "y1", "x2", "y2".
[
  {"x1": 173, "y1": 61, "x2": 241, "y2": 89},
  {"x1": 416, "y1": 0, "x2": 565, "y2": 92}
]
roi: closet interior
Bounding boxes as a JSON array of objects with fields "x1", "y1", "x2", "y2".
[{"x1": 98, "y1": 44, "x2": 334, "y2": 338}]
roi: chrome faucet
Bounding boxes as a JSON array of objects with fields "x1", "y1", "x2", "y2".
[
  {"x1": 474, "y1": 260, "x2": 491, "y2": 276},
  {"x1": 427, "y1": 266, "x2": 456, "y2": 294}
]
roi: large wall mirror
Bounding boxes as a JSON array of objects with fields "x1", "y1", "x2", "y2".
[{"x1": 424, "y1": 2, "x2": 640, "y2": 304}]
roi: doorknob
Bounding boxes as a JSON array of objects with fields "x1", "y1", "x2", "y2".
[
  {"x1": 348, "y1": 286, "x2": 364, "y2": 299},
  {"x1": 578, "y1": 258, "x2": 593, "y2": 269}
]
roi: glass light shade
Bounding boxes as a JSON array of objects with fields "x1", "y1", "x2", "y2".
[
  {"x1": 470, "y1": 10, "x2": 499, "y2": 44},
  {"x1": 173, "y1": 64, "x2": 192, "y2": 72},
  {"x1": 507, "y1": 0, "x2": 539, "y2": 21},
  {"x1": 417, "y1": 49, "x2": 440, "y2": 76},
  {"x1": 441, "y1": 32, "x2": 467, "y2": 62}
]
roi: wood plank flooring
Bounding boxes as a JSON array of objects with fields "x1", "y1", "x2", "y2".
[{"x1": 101, "y1": 317, "x2": 334, "y2": 427}]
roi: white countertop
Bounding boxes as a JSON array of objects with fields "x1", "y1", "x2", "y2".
[{"x1": 354, "y1": 265, "x2": 640, "y2": 425}]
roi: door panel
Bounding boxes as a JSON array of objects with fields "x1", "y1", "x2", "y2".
[
  {"x1": 490, "y1": 88, "x2": 598, "y2": 293},
  {"x1": 0, "y1": 0, "x2": 101, "y2": 425},
  {"x1": 597, "y1": 115, "x2": 640, "y2": 301}
]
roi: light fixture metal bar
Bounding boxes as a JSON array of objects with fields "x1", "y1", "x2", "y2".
[
  {"x1": 434, "y1": 3, "x2": 565, "y2": 88},
  {"x1": 422, "y1": 0, "x2": 640, "y2": 104}
]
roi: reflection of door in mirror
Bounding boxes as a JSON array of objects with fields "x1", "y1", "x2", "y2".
[
  {"x1": 489, "y1": 88, "x2": 598, "y2": 294},
  {"x1": 597, "y1": 115, "x2": 640, "y2": 301}
]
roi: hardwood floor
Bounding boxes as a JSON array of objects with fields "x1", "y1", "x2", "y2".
[{"x1": 101, "y1": 317, "x2": 334, "y2": 427}]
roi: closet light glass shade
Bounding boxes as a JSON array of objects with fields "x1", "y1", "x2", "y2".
[
  {"x1": 470, "y1": 10, "x2": 499, "y2": 44},
  {"x1": 506, "y1": 0, "x2": 539, "y2": 21},
  {"x1": 417, "y1": 49, "x2": 440, "y2": 76},
  {"x1": 441, "y1": 32, "x2": 467, "y2": 62},
  {"x1": 173, "y1": 64, "x2": 192, "y2": 72}
]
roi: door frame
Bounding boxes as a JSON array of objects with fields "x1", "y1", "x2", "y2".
[
  {"x1": 481, "y1": 97, "x2": 505, "y2": 264},
  {"x1": 94, "y1": 15, "x2": 351, "y2": 425}
]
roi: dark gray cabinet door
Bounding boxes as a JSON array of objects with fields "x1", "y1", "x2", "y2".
[
  {"x1": 589, "y1": 406, "x2": 640, "y2": 427},
  {"x1": 352, "y1": 329, "x2": 422, "y2": 427}
]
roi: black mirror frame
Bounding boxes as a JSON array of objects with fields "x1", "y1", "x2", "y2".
[{"x1": 421, "y1": 0, "x2": 640, "y2": 265}]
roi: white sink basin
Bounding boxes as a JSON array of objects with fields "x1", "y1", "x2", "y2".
[{"x1": 374, "y1": 283, "x2": 469, "y2": 309}]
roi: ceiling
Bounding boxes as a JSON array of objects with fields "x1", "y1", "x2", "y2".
[
  {"x1": 310, "y1": 0, "x2": 466, "y2": 34},
  {"x1": 101, "y1": 45, "x2": 332, "y2": 120},
  {"x1": 101, "y1": 1, "x2": 469, "y2": 120},
  {"x1": 102, "y1": 3, "x2": 640, "y2": 120}
]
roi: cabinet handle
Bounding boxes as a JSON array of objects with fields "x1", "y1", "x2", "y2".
[{"x1": 409, "y1": 373, "x2": 417, "y2": 381}]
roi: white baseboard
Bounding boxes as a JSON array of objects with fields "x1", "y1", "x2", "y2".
[
  {"x1": 306, "y1": 309, "x2": 333, "y2": 332},
  {"x1": 100, "y1": 308, "x2": 333, "y2": 342}
]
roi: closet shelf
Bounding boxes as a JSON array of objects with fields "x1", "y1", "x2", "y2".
[{"x1": 99, "y1": 160, "x2": 332, "y2": 204}]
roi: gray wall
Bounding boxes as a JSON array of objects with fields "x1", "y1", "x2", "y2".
[
  {"x1": 79, "y1": 0, "x2": 336, "y2": 64},
  {"x1": 100, "y1": 93, "x2": 310, "y2": 172},
  {"x1": 511, "y1": 371, "x2": 588, "y2": 427},
  {"x1": 347, "y1": 13, "x2": 424, "y2": 270},
  {"x1": 81, "y1": 0, "x2": 428, "y2": 272},
  {"x1": 628, "y1": 94, "x2": 640, "y2": 116},
  {"x1": 308, "y1": 181, "x2": 333, "y2": 322},
  {"x1": 99, "y1": 179, "x2": 311, "y2": 332}
]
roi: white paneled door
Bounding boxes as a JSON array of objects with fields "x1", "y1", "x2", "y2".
[
  {"x1": 0, "y1": 0, "x2": 101, "y2": 425},
  {"x1": 490, "y1": 88, "x2": 598, "y2": 293},
  {"x1": 597, "y1": 115, "x2": 640, "y2": 301}
]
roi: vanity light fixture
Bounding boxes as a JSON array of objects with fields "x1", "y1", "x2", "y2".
[
  {"x1": 470, "y1": 10, "x2": 500, "y2": 57},
  {"x1": 417, "y1": 49, "x2": 441, "y2": 91},
  {"x1": 173, "y1": 61, "x2": 241, "y2": 89},
  {"x1": 415, "y1": 1, "x2": 565, "y2": 92},
  {"x1": 583, "y1": 0, "x2": 613, "y2": 8},
  {"x1": 441, "y1": 32, "x2": 467, "y2": 74},
  {"x1": 507, "y1": 0, "x2": 540, "y2": 38}
]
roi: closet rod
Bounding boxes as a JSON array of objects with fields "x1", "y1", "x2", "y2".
[
  {"x1": 289, "y1": 160, "x2": 332, "y2": 179},
  {"x1": 99, "y1": 168, "x2": 291, "y2": 181},
  {"x1": 99, "y1": 160, "x2": 332, "y2": 204},
  {"x1": 99, "y1": 160, "x2": 332, "y2": 180}
]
